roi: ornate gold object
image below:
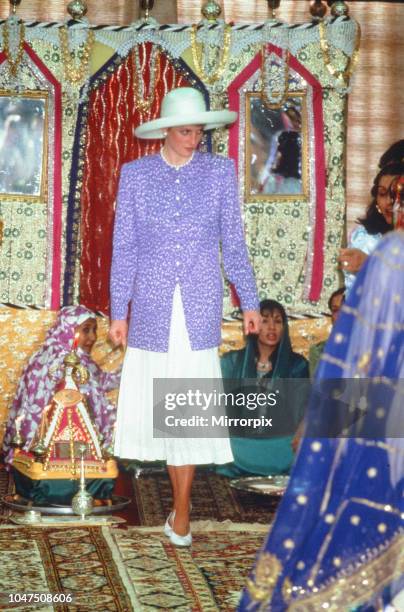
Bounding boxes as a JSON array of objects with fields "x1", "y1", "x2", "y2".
[
  {"x1": 267, "y1": 0, "x2": 281, "y2": 20},
  {"x1": 201, "y1": 0, "x2": 222, "y2": 22},
  {"x1": 2, "y1": 21, "x2": 26, "y2": 77},
  {"x1": 330, "y1": 0, "x2": 349, "y2": 17},
  {"x1": 67, "y1": 0, "x2": 88, "y2": 20},
  {"x1": 72, "y1": 363, "x2": 89, "y2": 385},
  {"x1": 319, "y1": 20, "x2": 361, "y2": 88},
  {"x1": 132, "y1": 44, "x2": 161, "y2": 113},
  {"x1": 9, "y1": 0, "x2": 22, "y2": 15},
  {"x1": 62, "y1": 351, "x2": 89, "y2": 383},
  {"x1": 140, "y1": 0, "x2": 155, "y2": 21},
  {"x1": 309, "y1": 0, "x2": 327, "y2": 20},
  {"x1": 59, "y1": 25, "x2": 95, "y2": 85},
  {"x1": 12, "y1": 428, "x2": 23, "y2": 447},
  {"x1": 71, "y1": 443, "x2": 93, "y2": 519},
  {"x1": 190, "y1": 23, "x2": 231, "y2": 86},
  {"x1": 31, "y1": 438, "x2": 47, "y2": 457},
  {"x1": 63, "y1": 351, "x2": 80, "y2": 368}
]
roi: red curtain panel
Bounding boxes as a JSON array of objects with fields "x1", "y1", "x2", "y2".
[{"x1": 79, "y1": 43, "x2": 189, "y2": 313}]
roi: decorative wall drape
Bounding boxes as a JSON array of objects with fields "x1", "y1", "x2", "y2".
[
  {"x1": 0, "y1": 43, "x2": 62, "y2": 308},
  {"x1": 177, "y1": 1, "x2": 404, "y2": 235},
  {"x1": 0, "y1": 15, "x2": 357, "y2": 315}
]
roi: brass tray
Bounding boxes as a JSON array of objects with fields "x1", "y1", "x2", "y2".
[
  {"x1": 229, "y1": 475, "x2": 289, "y2": 496},
  {"x1": 1, "y1": 494, "x2": 131, "y2": 515}
]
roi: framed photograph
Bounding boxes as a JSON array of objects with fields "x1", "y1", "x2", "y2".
[
  {"x1": 245, "y1": 92, "x2": 308, "y2": 201},
  {"x1": 0, "y1": 90, "x2": 48, "y2": 201}
]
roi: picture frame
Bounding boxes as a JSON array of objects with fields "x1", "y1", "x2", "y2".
[
  {"x1": 245, "y1": 91, "x2": 308, "y2": 201},
  {"x1": 0, "y1": 90, "x2": 48, "y2": 202}
]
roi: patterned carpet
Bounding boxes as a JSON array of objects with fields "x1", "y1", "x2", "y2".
[
  {"x1": 0, "y1": 464, "x2": 13, "y2": 522},
  {"x1": 0, "y1": 524, "x2": 267, "y2": 611},
  {"x1": 131, "y1": 467, "x2": 280, "y2": 525},
  {"x1": 0, "y1": 526, "x2": 134, "y2": 611},
  {"x1": 104, "y1": 525, "x2": 267, "y2": 611}
]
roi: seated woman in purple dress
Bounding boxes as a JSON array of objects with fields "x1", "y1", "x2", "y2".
[{"x1": 3, "y1": 305, "x2": 119, "y2": 465}]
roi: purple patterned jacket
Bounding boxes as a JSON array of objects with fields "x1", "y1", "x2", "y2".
[{"x1": 110, "y1": 152, "x2": 259, "y2": 351}]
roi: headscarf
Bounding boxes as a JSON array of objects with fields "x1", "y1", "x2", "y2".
[
  {"x1": 239, "y1": 232, "x2": 404, "y2": 611},
  {"x1": 221, "y1": 302, "x2": 309, "y2": 437},
  {"x1": 3, "y1": 305, "x2": 119, "y2": 461}
]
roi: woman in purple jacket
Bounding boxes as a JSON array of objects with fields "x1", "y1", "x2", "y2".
[{"x1": 109, "y1": 87, "x2": 260, "y2": 546}]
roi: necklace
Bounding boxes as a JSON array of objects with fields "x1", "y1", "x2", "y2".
[
  {"x1": 190, "y1": 24, "x2": 231, "y2": 86},
  {"x1": 59, "y1": 26, "x2": 95, "y2": 85},
  {"x1": 318, "y1": 20, "x2": 361, "y2": 89},
  {"x1": 2, "y1": 21, "x2": 25, "y2": 77},
  {"x1": 160, "y1": 147, "x2": 195, "y2": 170},
  {"x1": 132, "y1": 43, "x2": 161, "y2": 113},
  {"x1": 261, "y1": 45, "x2": 290, "y2": 109},
  {"x1": 256, "y1": 359, "x2": 272, "y2": 372}
]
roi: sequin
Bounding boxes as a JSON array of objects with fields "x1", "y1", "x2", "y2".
[{"x1": 110, "y1": 152, "x2": 259, "y2": 351}]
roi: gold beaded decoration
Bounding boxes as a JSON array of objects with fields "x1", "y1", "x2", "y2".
[
  {"x1": 261, "y1": 45, "x2": 290, "y2": 109},
  {"x1": 190, "y1": 23, "x2": 231, "y2": 85},
  {"x1": 319, "y1": 20, "x2": 361, "y2": 88},
  {"x1": 2, "y1": 21, "x2": 26, "y2": 77},
  {"x1": 132, "y1": 44, "x2": 161, "y2": 113},
  {"x1": 59, "y1": 25, "x2": 95, "y2": 85}
]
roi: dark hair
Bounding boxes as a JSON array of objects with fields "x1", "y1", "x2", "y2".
[
  {"x1": 378, "y1": 140, "x2": 404, "y2": 169},
  {"x1": 259, "y1": 299, "x2": 287, "y2": 325},
  {"x1": 328, "y1": 287, "x2": 345, "y2": 311},
  {"x1": 273, "y1": 131, "x2": 301, "y2": 179},
  {"x1": 358, "y1": 162, "x2": 404, "y2": 235}
]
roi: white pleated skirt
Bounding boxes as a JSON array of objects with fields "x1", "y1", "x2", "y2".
[{"x1": 113, "y1": 286, "x2": 233, "y2": 466}]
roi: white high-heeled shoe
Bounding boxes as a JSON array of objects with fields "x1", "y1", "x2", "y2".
[
  {"x1": 170, "y1": 529, "x2": 192, "y2": 547},
  {"x1": 164, "y1": 511, "x2": 175, "y2": 537},
  {"x1": 164, "y1": 503, "x2": 192, "y2": 537}
]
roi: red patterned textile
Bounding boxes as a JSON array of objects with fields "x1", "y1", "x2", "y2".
[{"x1": 80, "y1": 44, "x2": 189, "y2": 313}]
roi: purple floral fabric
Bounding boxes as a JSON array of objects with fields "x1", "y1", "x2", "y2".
[
  {"x1": 110, "y1": 152, "x2": 259, "y2": 351},
  {"x1": 3, "y1": 305, "x2": 120, "y2": 463}
]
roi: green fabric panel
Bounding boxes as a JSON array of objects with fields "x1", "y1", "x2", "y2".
[
  {"x1": 217, "y1": 436, "x2": 294, "y2": 477},
  {"x1": 13, "y1": 469, "x2": 115, "y2": 505}
]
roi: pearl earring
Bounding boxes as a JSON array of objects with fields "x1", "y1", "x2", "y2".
[{"x1": 376, "y1": 205, "x2": 382, "y2": 214}]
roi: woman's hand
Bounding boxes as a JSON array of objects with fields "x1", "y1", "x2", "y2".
[
  {"x1": 243, "y1": 310, "x2": 261, "y2": 335},
  {"x1": 109, "y1": 320, "x2": 128, "y2": 347},
  {"x1": 338, "y1": 248, "x2": 367, "y2": 274}
]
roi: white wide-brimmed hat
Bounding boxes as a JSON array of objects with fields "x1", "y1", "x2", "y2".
[{"x1": 134, "y1": 87, "x2": 237, "y2": 139}]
